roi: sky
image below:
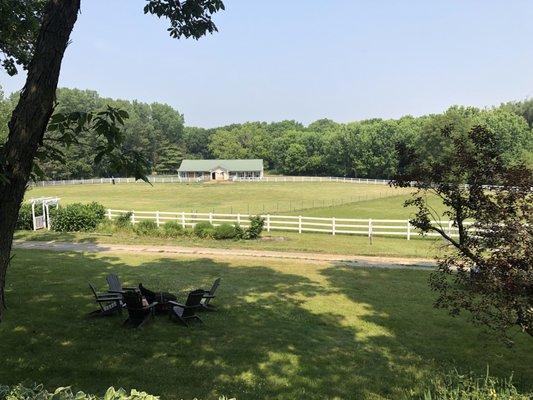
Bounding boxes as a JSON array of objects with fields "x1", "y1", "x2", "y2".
[{"x1": 2, "y1": 0, "x2": 533, "y2": 127}]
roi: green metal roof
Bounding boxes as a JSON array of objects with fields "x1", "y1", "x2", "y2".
[{"x1": 178, "y1": 159, "x2": 263, "y2": 172}]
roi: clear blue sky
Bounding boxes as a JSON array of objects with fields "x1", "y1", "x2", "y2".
[{"x1": 2, "y1": 0, "x2": 533, "y2": 127}]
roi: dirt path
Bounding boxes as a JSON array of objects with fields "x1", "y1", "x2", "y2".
[{"x1": 13, "y1": 240, "x2": 435, "y2": 269}]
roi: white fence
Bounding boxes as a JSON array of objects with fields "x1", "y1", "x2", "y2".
[
  {"x1": 30, "y1": 175, "x2": 391, "y2": 187},
  {"x1": 107, "y1": 209, "x2": 471, "y2": 240}
]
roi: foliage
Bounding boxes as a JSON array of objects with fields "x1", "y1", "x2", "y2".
[
  {"x1": 15, "y1": 203, "x2": 33, "y2": 230},
  {"x1": 134, "y1": 220, "x2": 159, "y2": 236},
  {"x1": 0, "y1": 0, "x2": 46, "y2": 76},
  {"x1": 0, "y1": 384, "x2": 160, "y2": 400},
  {"x1": 114, "y1": 212, "x2": 133, "y2": 229},
  {"x1": 244, "y1": 216, "x2": 264, "y2": 240},
  {"x1": 422, "y1": 369, "x2": 529, "y2": 400},
  {"x1": 213, "y1": 223, "x2": 239, "y2": 240},
  {"x1": 193, "y1": 221, "x2": 214, "y2": 238},
  {"x1": 162, "y1": 221, "x2": 183, "y2": 238},
  {"x1": 3, "y1": 88, "x2": 532, "y2": 180},
  {"x1": 394, "y1": 124, "x2": 533, "y2": 341},
  {"x1": 51, "y1": 203, "x2": 106, "y2": 232}
]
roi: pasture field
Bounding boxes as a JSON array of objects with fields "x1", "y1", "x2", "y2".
[
  {"x1": 2, "y1": 250, "x2": 531, "y2": 400},
  {"x1": 26, "y1": 181, "x2": 415, "y2": 216}
]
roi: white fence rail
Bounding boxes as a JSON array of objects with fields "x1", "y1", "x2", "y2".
[
  {"x1": 106, "y1": 209, "x2": 471, "y2": 240},
  {"x1": 30, "y1": 175, "x2": 391, "y2": 187}
]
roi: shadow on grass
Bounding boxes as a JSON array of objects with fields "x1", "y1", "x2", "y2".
[{"x1": 1, "y1": 250, "x2": 531, "y2": 400}]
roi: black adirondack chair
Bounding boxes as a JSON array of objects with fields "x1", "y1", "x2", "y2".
[
  {"x1": 200, "y1": 278, "x2": 221, "y2": 311},
  {"x1": 168, "y1": 289, "x2": 205, "y2": 326},
  {"x1": 122, "y1": 290, "x2": 158, "y2": 328},
  {"x1": 88, "y1": 283, "x2": 123, "y2": 317},
  {"x1": 106, "y1": 273, "x2": 136, "y2": 295}
]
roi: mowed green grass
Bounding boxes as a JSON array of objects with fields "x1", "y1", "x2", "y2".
[
  {"x1": 26, "y1": 182, "x2": 414, "y2": 216},
  {"x1": 1, "y1": 250, "x2": 532, "y2": 399},
  {"x1": 297, "y1": 194, "x2": 447, "y2": 220}
]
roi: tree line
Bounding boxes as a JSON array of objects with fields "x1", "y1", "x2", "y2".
[{"x1": 1, "y1": 86, "x2": 532, "y2": 180}]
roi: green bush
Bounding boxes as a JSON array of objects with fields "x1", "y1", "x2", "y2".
[
  {"x1": 51, "y1": 203, "x2": 106, "y2": 232},
  {"x1": 16, "y1": 204, "x2": 33, "y2": 230},
  {"x1": 244, "y1": 215, "x2": 265, "y2": 240},
  {"x1": 86, "y1": 202, "x2": 106, "y2": 220},
  {"x1": 0, "y1": 384, "x2": 234, "y2": 400},
  {"x1": 134, "y1": 220, "x2": 159, "y2": 236},
  {"x1": 194, "y1": 221, "x2": 214, "y2": 238},
  {"x1": 422, "y1": 369, "x2": 530, "y2": 400},
  {"x1": 213, "y1": 223, "x2": 239, "y2": 240},
  {"x1": 162, "y1": 221, "x2": 183, "y2": 238},
  {"x1": 114, "y1": 212, "x2": 133, "y2": 229},
  {"x1": 0, "y1": 384, "x2": 158, "y2": 400}
]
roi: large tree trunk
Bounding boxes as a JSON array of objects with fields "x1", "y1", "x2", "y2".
[{"x1": 0, "y1": 0, "x2": 80, "y2": 320}]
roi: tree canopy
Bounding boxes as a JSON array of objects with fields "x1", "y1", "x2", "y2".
[{"x1": 1, "y1": 88, "x2": 531, "y2": 180}]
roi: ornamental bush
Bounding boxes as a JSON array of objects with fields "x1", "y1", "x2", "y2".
[
  {"x1": 0, "y1": 384, "x2": 158, "y2": 400},
  {"x1": 244, "y1": 216, "x2": 265, "y2": 239},
  {"x1": 194, "y1": 221, "x2": 214, "y2": 238},
  {"x1": 114, "y1": 212, "x2": 133, "y2": 229},
  {"x1": 213, "y1": 223, "x2": 239, "y2": 240},
  {"x1": 162, "y1": 221, "x2": 183, "y2": 238},
  {"x1": 134, "y1": 220, "x2": 159, "y2": 236},
  {"x1": 16, "y1": 204, "x2": 33, "y2": 230},
  {"x1": 51, "y1": 203, "x2": 106, "y2": 232}
]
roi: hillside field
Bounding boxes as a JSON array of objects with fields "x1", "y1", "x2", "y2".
[{"x1": 27, "y1": 181, "x2": 421, "y2": 218}]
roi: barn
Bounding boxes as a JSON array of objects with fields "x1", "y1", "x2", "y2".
[{"x1": 177, "y1": 159, "x2": 264, "y2": 181}]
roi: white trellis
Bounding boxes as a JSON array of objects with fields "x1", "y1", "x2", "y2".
[{"x1": 29, "y1": 197, "x2": 60, "y2": 230}]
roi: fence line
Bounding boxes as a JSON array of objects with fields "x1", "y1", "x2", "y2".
[
  {"x1": 106, "y1": 209, "x2": 471, "y2": 240},
  {"x1": 30, "y1": 175, "x2": 392, "y2": 187}
]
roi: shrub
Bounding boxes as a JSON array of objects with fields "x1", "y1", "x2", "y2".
[
  {"x1": 162, "y1": 221, "x2": 183, "y2": 238},
  {"x1": 114, "y1": 212, "x2": 133, "y2": 229},
  {"x1": 0, "y1": 384, "x2": 159, "y2": 400},
  {"x1": 16, "y1": 204, "x2": 33, "y2": 230},
  {"x1": 194, "y1": 221, "x2": 214, "y2": 238},
  {"x1": 0, "y1": 384, "x2": 234, "y2": 400},
  {"x1": 213, "y1": 223, "x2": 239, "y2": 240},
  {"x1": 134, "y1": 220, "x2": 159, "y2": 236},
  {"x1": 51, "y1": 203, "x2": 106, "y2": 232},
  {"x1": 86, "y1": 201, "x2": 106, "y2": 220},
  {"x1": 422, "y1": 369, "x2": 530, "y2": 400},
  {"x1": 244, "y1": 215, "x2": 265, "y2": 239},
  {"x1": 234, "y1": 223, "x2": 245, "y2": 239}
]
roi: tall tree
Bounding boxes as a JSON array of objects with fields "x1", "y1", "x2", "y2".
[
  {"x1": 394, "y1": 123, "x2": 532, "y2": 342},
  {"x1": 0, "y1": 0, "x2": 225, "y2": 320}
]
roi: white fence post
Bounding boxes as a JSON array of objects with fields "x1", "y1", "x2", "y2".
[
  {"x1": 106, "y1": 209, "x2": 112, "y2": 220},
  {"x1": 131, "y1": 211, "x2": 135, "y2": 224},
  {"x1": 448, "y1": 220, "x2": 452, "y2": 235},
  {"x1": 407, "y1": 221, "x2": 411, "y2": 240},
  {"x1": 267, "y1": 214, "x2": 271, "y2": 232},
  {"x1": 181, "y1": 212, "x2": 185, "y2": 228},
  {"x1": 209, "y1": 212, "x2": 213, "y2": 225},
  {"x1": 156, "y1": 211, "x2": 160, "y2": 227},
  {"x1": 237, "y1": 213, "x2": 241, "y2": 225},
  {"x1": 298, "y1": 215, "x2": 302, "y2": 233},
  {"x1": 368, "y1": 219, "x2": 373, "y2": 239},
  {"x1": 332, "y1": 217, "x2": 336, "y2": 235}
]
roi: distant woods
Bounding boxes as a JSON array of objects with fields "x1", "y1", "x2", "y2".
[{"x1": 0, "y1": 87, "x2": 532, "y2": 180}]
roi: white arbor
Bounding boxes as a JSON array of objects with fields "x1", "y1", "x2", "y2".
[{"x1": 29, "y1": 197, "x2": 60, "y2": 230}]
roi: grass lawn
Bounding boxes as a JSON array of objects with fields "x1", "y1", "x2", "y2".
[
  {"x1": 1, "y1": 250, "x2": 532, "y2": 399},
  {"x1": 297, "y1": 194, "x2": 446, "y2": 220},
  {"x1": 14, "y1": 229, "x2": 443, "y2": 259},
  {"x1": 26, "y1": 182, "x2": 413, "y2": 216}
]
